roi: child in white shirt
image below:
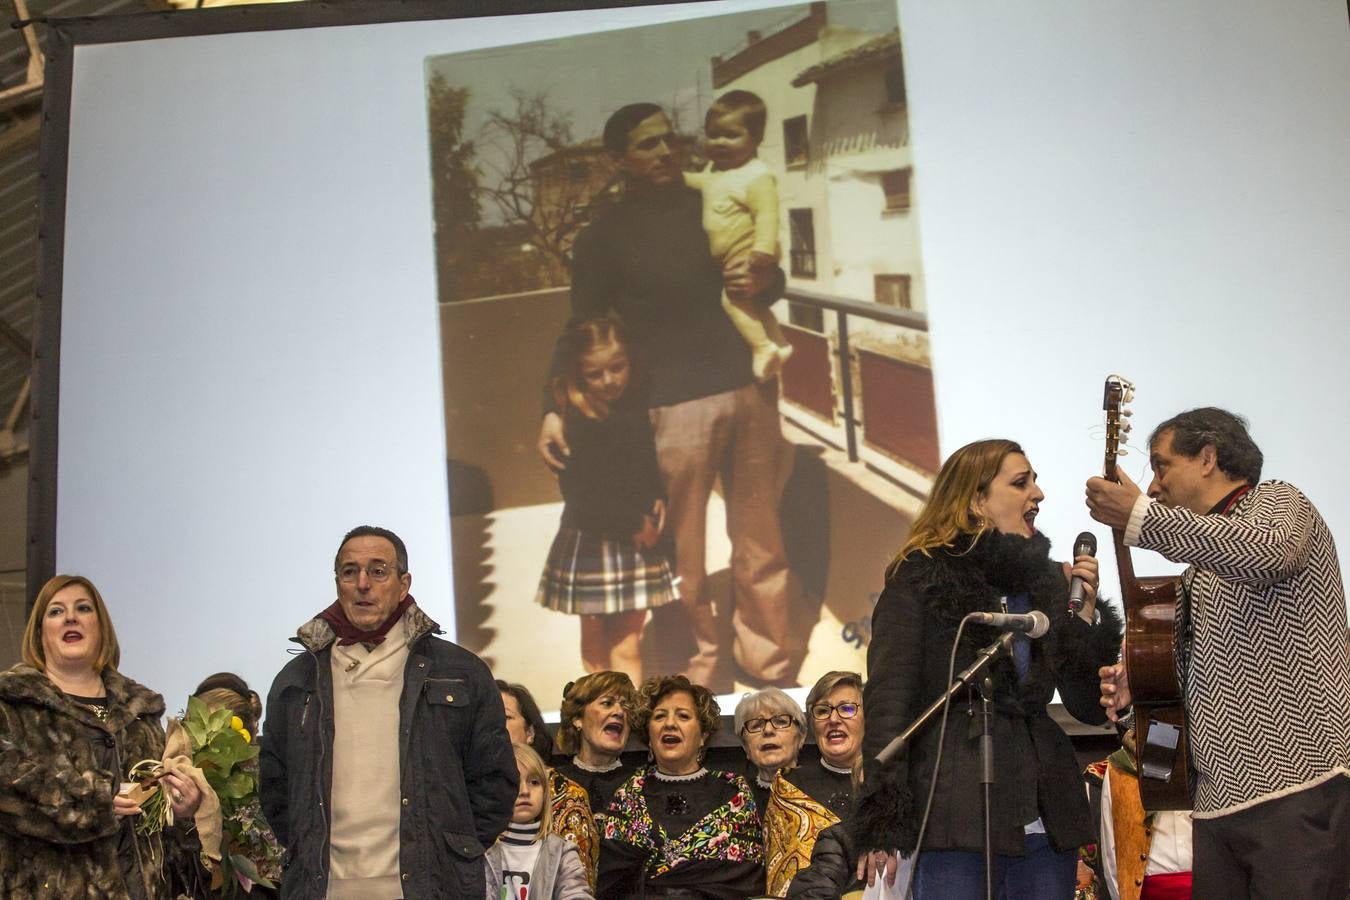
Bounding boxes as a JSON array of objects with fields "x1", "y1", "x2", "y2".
[{"x1": 684, "y1": 90, "x2": 793, "y2": 382}]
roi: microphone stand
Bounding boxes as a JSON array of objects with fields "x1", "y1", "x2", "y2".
[
  {"x1": 978, "y1": 674, "x2": 996, "y2": 900},
  {"x1": 874, "y1": 628, "x2": 1015, "y2": 900}
]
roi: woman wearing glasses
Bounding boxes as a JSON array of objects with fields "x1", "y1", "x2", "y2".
[
  {"x1": 853, "y1": 439, "x2": 1122, "y2": 899},
  {"x1": 734, "y1": 688, "x2": 807, "y2": 813},
  {"x1": 763, "y1": 671, "x2": 865, "y2": 896}
]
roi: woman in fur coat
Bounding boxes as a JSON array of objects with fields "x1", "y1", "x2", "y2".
[
  {"x1": 854, "y1": 439, "x2": 1123, "y2": 899},
  {"x1": 0, "y1": 574, "x2": 203, "y2": 899}
]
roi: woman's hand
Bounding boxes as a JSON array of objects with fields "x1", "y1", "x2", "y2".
[
  {"x1": 1063, "y1": 553, "x2": 1100, "y2": 623},
  {"x1": 113, "y1": 791, "x2": 142, "y2": 819},
  {"x1": 160, "y1": 771, "x2": 203, "y2": 820},
  {"x1": 855, "y1": 849, "x2": 898, "y2": 888}
]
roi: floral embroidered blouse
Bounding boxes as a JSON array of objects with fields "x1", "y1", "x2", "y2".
[{"x1": 597, "y1": 767, "x2": 765, "y2": 899}]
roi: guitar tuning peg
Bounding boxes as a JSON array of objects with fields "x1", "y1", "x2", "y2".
[
  {"x1": 1118, "y1": 448, "x2": 1129, "y2": 456},
  {"x1": 1123, "y1": 389, "x2": 1135, "y2": 403},
  {"x1": 1121, "y1": 423, "x2": 1132, "y2": 434},
  {"x1": 1121, "y1": 408, "x2": 1133, "y2": 417}
]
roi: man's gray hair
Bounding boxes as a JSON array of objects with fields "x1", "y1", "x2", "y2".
[
  {"x1": 1149, "y1": 407, "x2": 1263, "y2": 486},
  {"x1": 334, "y1": 525, "x2": 409, "y2": 574}
]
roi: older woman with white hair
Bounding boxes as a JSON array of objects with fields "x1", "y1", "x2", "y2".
[{"x1": 734, "y1": 687, "x2": 808, "y2": 812}]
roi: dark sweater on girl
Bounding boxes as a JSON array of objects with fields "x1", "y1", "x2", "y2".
[{"x1": 557, "y1": 397, "x2": 664, "y2": 537}]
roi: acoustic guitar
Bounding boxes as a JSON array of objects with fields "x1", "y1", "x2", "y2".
[{"x1": 1103, "y1": 376, "x2": 1191, "y2": 810}]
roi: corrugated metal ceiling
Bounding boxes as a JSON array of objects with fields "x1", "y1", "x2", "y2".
[{"x1": 1, "y1": 0, "x2": 166, "y2": 441}]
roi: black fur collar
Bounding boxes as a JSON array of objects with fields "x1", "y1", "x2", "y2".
[{"x1": 899, "y1": 529, "x2": 1066, "y2": 626}]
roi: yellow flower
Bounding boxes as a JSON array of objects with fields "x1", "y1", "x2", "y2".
[{"x1": 230, "y1": 716, "x2": 253, "y2": 743}]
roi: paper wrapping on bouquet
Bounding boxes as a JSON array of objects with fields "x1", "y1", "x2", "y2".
[{"x1": 163, "y1": 717, "x2": 224, "y2": 862}]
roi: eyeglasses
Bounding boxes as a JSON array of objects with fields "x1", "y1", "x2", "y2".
[
  {"x1": 336, "y1": 562, "x2": 398, "y2": 584},
  {"x1": 743, "y1": 714, "x2": 796, "y2": 734},
  {"x1": 810, "y1": 701, "x2": 861, "y2": 721}
]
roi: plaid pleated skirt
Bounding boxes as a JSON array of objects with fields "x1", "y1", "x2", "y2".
[{"x1": 535, "y1": 526, "x2": 679, "y2": 616}]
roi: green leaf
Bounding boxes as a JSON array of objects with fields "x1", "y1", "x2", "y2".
[
  {"x1": 185, "y1": 719, "x2": 208, "y2": 750},
  {"x1": 208, "y1": 706, "x2": 234, "y2": 732},
  {"x1": 218, "y1": 770, "x2": 254, "y2": 800},
  {"x1": 186, "y1": 694, "x2": 211, "y2": 723}
]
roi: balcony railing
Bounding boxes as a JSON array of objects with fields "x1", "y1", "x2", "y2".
[{"x1": 779, "y1": 286, "x2": 939, "y2": 478}]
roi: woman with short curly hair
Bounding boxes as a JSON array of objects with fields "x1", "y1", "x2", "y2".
[
  {"x1": 554, "y1": 671, "x2": 639, "y2": 817},
  {"x1": 597, "y1": 675, "x2": 765, "y2": 898}
]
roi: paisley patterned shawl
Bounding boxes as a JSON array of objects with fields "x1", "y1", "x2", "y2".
[
  {"x1": 601, "y1": 768, "x2": 763, "y2": 878},
  {"x1": 764, "y1": 770, "x2": 840, "y2": 896},
  {"x1": 550, "y1": 768, "x2": 600, "y2": 889}
]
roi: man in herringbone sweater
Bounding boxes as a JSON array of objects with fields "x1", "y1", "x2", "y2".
[{"x1": 1086, "y1": 407, "x2": 1350, "y2": 899}]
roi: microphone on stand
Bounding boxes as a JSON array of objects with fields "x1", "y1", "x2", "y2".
[
  {"x1": 966, "y1": 609, "x2": 1050, "y2": 639},
  {"x1": 1067, "y1": 531, "x2": 1098, "y2": 614}
]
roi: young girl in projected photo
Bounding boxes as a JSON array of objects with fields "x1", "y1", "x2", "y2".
[{"x1": 535, "y1": 315, "x2": 676, "y2": 680}]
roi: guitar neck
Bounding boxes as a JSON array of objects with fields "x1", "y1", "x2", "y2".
[{"x1": 1112, "y1": 526, "x2": 1139, "y2": 591}]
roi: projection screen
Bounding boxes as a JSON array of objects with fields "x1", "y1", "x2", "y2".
[{"x1": 31, "y1": 0, "x2": 1350, "y2": 715}]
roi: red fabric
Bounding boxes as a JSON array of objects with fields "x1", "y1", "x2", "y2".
[
  {"x1": 1140, "y1": 871, "x2": 1192, "y2": 900},
  {"x1": 317, "y1": 595, "x2": 414, "y2": 646}
]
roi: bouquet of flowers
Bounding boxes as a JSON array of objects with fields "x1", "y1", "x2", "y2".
[{"x1": 178, "y1": 696, "x2": 282, "y2": 895}]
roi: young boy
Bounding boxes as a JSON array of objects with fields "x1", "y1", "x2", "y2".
[{"x1": 684, "y1": 90, "x2": 793, "y2": 382}]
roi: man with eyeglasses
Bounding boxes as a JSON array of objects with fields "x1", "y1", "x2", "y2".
[{"x1": 260, "y1": 525, "x2": 518, "y2": 899}]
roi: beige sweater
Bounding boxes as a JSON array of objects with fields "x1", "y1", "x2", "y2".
[{"x1": 326, "y1": 624, "x2": 410, "y2": 899}]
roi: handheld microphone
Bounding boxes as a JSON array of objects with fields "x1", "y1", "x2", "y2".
[
  {"x1": 1067, "y1": 531, "x2": 1098, "y2": 614},
  {"x1": 966, "y1": 609, "x2": 1050, "y2": 639}
]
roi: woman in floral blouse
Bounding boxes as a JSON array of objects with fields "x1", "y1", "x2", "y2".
[{"x1": 596, "y1": 675, "x2": 764, "y2": 898}]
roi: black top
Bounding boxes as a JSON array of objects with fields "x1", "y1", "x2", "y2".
[
  {"x1": 566, "y1": 186, "x2": 755, "y2": 408},
  {"x1": 65, "y1": 692, "x2": 109, "y2": 722},
  {"x1": 557, "y1": 396, "x2": 665, "y2": 536},
  {"x1": 782, "y1": 760, "x2": 854, "y2": 821},
  {"x1": 644, "y1": 770, "x2": 731, "y2": 837},
  {"x1": 555, "y1": 758, "x2": 637, "y2": 815}
]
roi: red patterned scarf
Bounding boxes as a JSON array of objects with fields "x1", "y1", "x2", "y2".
[{"x1": 317, "y1": 595, "x2": 414, "y2": 646}]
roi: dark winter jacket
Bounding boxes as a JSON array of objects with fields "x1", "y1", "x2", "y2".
[
  {"x1": 259, "y1": 603, "x2": 518, "y2": 899},
  {"x1": 785, "y1": 822, "x2": 864, "y2": 899},
  {"x1": 855, "y1": 530, "x2": 1123, "y2": 858},
  {"x1": 0, "y1": 664, "x2": 188, "y2": 899}
]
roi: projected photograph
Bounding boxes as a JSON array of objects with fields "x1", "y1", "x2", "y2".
[{"x1": 426, "y1": 0, "x2": 938, "y2": 698}]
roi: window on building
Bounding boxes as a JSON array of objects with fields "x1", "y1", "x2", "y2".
[
  {"x1": 874, "y1": 274, "x2": 912, "y2": 310},
  {"x1": 783, "y1": 115, "x2": 809, "y2": 167},
  {"x1": 789, "y1": 208, "x2": 817, "y2": 279},
  {"x1": 881, "y1": 169, "x2": 912, "y2": 211},
  {"x1": 884, "y1": 62, "x2": 906, "y2": 107},
  {"x1": 788, "y1": 303, "x2": 825, "y2": 332}
]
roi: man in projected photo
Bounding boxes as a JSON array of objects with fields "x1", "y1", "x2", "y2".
[
  {"x1": 1086, "y1": 408, "x2": 1350, "y2": 898},
  {"x1": 259, "y1": 525, "x2": 518, "y2": 899},
  {"x1": 537, "y1": 102, "x2": 800, "y2": 689}
]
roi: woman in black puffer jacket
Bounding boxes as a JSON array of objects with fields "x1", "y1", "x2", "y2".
[{"x1": 854, "y1": 439, "x2": 1122, "y2": 899}]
